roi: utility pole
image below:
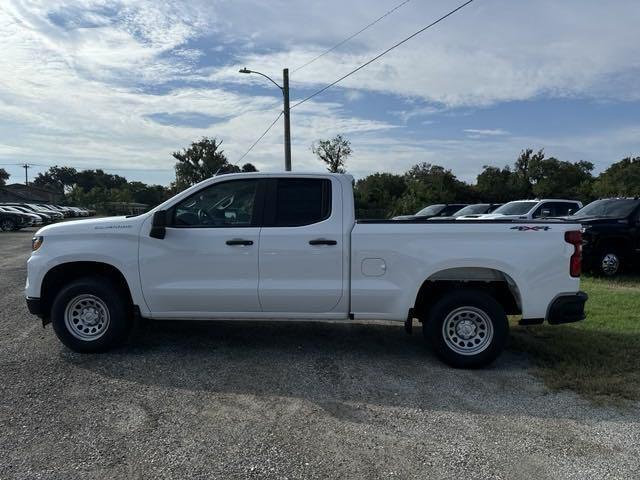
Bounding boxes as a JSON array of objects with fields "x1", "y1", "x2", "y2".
[
  {"x1": 22, "y1": 163, "x2": 30, "y2": 185},
  {"x1": 239, "y1": 67, "x2": 293, "y2": 171},
  {"x1": 282, "y1": 68, "x2": 292, "y2": 172}
]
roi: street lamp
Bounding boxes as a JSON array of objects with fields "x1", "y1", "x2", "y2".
[{"x1": 239, "y1": 67, "x2": 292, "y2": 171}]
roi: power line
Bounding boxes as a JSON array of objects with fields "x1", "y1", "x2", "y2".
[
  {"x1": 291, "y1": 0, "x2": 476, "y2": 110},
  {"x1": 292, "y1": 0, "x2": 412, "y2": 74},
  {"x1": 236, "y1": 110, "x2": 284, "y2": 163}
]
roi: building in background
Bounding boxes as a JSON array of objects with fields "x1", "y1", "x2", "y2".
[{"x1": 0, "y1": 184, "x2": 63, "y2": 204}]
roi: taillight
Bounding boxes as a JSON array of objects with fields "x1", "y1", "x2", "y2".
[{"x1": 565, "y1": 230, "x2": 582, "y2": 277}]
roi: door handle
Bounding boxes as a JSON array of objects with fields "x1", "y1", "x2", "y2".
[
  {"x1": 226, "y1": 239, "x2": 254, "y2": 246},
  {"x1": 309, "y1": 239, "x2": 337, "y2": 246}
]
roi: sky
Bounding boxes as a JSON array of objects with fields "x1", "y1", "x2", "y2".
[{"x1": 0, "y1": 0, "x2": 639, "y2": 186}]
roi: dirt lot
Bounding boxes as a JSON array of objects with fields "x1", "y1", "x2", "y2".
[{"x1": 1, "y1": 227, "x2": 639, "y2": 479}]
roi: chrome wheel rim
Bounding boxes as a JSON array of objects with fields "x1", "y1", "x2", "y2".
[
  {"x1": 601, "y1": 253, "x2": 619, "y2": 276},
  {"x1": 64, "y1": 294, "x2": 110, "y2": 341},
  {"x1": 1, "y1": 220, "x2": 13, "y2": 231},
  {"x1": 442, "y1": 306, "x2": 494, "y2": 356}
]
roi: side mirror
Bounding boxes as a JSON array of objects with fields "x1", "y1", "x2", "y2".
[
  {"x1": 150, "y1": 210, "x2": 167, "y2": 239},
  {"x1": 540, "y1": 209, "x2": 551, "y2": 218}
]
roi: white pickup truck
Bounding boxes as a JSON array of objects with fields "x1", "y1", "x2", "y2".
[{"x1": 26, "y1": 173, "x2": 587, "y2": 367}]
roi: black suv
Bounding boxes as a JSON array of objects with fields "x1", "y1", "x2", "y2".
[{"x1": 569, "y1": 198, "x2": 640, "y2": 276}]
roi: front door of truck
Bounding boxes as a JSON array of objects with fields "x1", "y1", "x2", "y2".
[
  {"x1": 139, "y1": 178, "x2": 264, "y2": 316},
  {"x1": 258, "y1": 177, "x2": 345, "y2": 313}
]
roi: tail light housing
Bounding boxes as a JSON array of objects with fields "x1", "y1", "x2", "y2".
[{"x1": 564, "y1": 230, "x2": 582, "y2": 277}]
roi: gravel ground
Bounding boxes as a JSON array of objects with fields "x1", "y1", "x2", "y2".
[{"x1": 1, "y1": 227, "x2": 639, "y2": 479}]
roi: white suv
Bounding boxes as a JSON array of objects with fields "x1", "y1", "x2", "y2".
[{"x1": 458, "y1": 199, "x2": 583, "y2": 220}]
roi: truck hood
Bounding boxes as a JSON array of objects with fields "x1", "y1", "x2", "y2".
[{"x1": 36, "y1": 215, "x2": 143, "y2": 236}]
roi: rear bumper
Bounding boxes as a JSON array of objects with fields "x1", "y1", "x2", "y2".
[
  {"x1": 547, "y1": 291, "x2": 588, "y2": 324},
  {"x1": 519, "y1": 291, "x2": 588, "y2": 326}
]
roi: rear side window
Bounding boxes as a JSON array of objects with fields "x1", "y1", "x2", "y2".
[
  {"x1": 274, "y1": 179, "x2": 332, "y2": 227},
  {"x1": 548, "y1": 202, "x2": 580, "y2": 216}
]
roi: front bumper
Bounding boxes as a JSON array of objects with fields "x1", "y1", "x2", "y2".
[{"x1": 519, "y1": 291, "x2": 588, "y2": 326}]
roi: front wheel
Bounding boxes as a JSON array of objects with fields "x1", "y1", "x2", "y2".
[
  {"x1": 51, "y1": 277, "x2": 131, "y2": 352},
  {"x1": 424, "y1": 290, "x2": 508, "y2": 368},
  {"x1": 1, "y1": 219, "x2": 15, "y2": 231}
]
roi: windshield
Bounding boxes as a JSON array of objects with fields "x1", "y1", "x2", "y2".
[
  {"x1": 415, "y1": 204, "x2": 445, "y2": 216},
  {"x1": 0, "y1": 206, "x2": 20, "y2": 213},
  {"x1": 572, "y1": 199, "x2": 640, "y2": 218},
  {"x1": 453, "y1": 204, "x2": 489, "y2": 216},
  {"x1": 492, "y1": 201, "x2": 537, "y2": 215}
]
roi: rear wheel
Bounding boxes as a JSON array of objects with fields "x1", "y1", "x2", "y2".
[
  {"x1": 597, "y1": 251, "x2": 621, "y2": 276},
  {"x1": 424, "y1": 290, "x2": 508, "y2": 368},
  {"x1": 51, "y1": 277, "x2": 131, "y2": 352},
  {"x1": 1, "y1": 219, "x2": 15, "y2": 231}
]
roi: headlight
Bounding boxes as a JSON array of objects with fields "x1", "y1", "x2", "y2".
[{"x1": 32, "y1": 236, "x2": 44, "y2": 252}]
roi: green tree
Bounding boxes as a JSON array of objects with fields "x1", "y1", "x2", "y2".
[
  {"x1": 312, "y1": 134, "x2": 352, "y2": 173},
  {"x1": 475, "y1": 165, "x2": 523, "y2": 202},
  {"x1": 0, "y1": 168, "x2": 9, "y2": 186},
  {"x1": 513, "y1": 148, "x2": 545, "y2": 198},
  {"x1": 592, "y1": 156, "x2": 640, "y2": 197},
  {"x1": 354, "y1": 172, "x2": 407, "y2": 218},
  {"x1": 394, "y1": 163, "x2": 474, "y2": 215},
  {"x1": 241, "y1": 163, "x2": 258, "y2": 173},
  {"x1": 123, "y1": 182, "x2": 169, "y2": 206},
  {"x1": 75, "y1": 169, "x2": 127, "y2": 193},
  {"x1": 529, "y1": 157, "x2": 594, "y2": 200},
  {"x1": 33, "y1": 166, "x2": 78, "y2": 193},
  {"x1": 172, "y1": 137, "x2": 231, "y2": 191}
]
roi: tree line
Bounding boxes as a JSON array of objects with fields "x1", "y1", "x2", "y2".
[
  {"x1": 2, "y1": 134, "x2": 638, "y2": 218},
  {"x1": 311, "y1": 135, "x2": 640, "y2": 218}
]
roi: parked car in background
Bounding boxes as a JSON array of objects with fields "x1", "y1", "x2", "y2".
[
  {"x1": 429, "y1": 203, "x2": 502, "y2": 221},
  {"x1": 1, "y1": 204, "x2": 53, "y2": 224},
  {"x1": 0, "y1": 205, "x2": 42, "y2": 226},
  {"x1": 36, "y1": 205, "x2": 68, "y2": 219},
  {"x1": 0, "y1": 210, "x2": 32, "y2": 231},
  {"x1": 50, "y1": 205, "x2": 75, "y2": 217},
  {"x1": 393, "y1": 203, "x2": 468, "y2": 220},
  {"x1": 27, "y1": 204, "x2": 64, "y2": 221},
  {"x1": 565, "y1": 198, "x2": 640, "y2": 276},
  {"x1": 11, "y1": 206, "x2": 53, "y2": 224},
  {"x1": 68, "y1": 206, "x2": 89, "y2": 217},
  {"x1": 459, "y1": 199, "x2": 582, "y2": 220}
]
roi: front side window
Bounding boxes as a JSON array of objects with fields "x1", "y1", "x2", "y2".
[
  {"x1": 274, "y1": 178, "x2": 332, "y2": 227},
  {"x1": 172, "y1": 179, "x2": 258, "y2": 227}
]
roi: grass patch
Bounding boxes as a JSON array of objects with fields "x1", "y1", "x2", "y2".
[{"x1": 509, "y1": 274, "x2": 640, "y2": 404}]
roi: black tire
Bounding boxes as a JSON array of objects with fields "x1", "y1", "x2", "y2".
[
  {"x1": 1, "y1": 219, "x2": 15, "y2": 232},
  {"x1": 596, "y1": 250, "x2": 622, "y2": 277},
  {"x1": 423, "y1": 289, "x2": 508, "y2": 368},
  {"x1": 51, "y1": 277, "x2": 131, "y2": 353}
]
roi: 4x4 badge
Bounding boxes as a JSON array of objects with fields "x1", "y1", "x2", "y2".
[{"x1": 510, "y1": 226, "x2": 551, "y2": 231}]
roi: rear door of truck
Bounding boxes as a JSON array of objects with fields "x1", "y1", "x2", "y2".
[{"x1": 258, "y1": 176, "x2": 346, "y2": 313}]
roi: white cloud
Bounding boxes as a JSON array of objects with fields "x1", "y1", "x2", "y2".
[
  {"x1": 464, "y1": 129, "x2": 509, "y2": 138},
  {"x1": 0, "y1": 0, "x2": 638, "y2": 185}
]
